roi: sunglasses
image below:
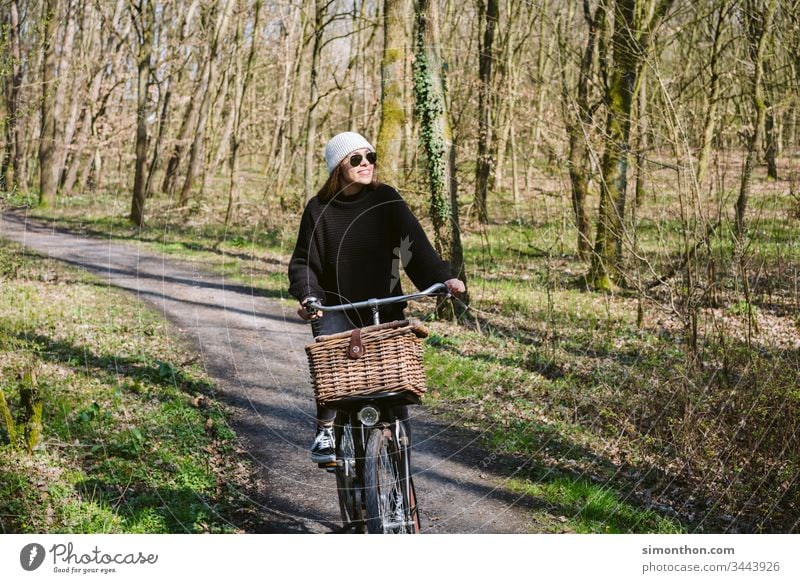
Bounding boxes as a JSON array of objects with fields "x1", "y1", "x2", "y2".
[{"x1": 348, "y1": 151, "x2": 377, "y2": 167}]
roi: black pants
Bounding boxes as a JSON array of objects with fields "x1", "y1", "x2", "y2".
[{"x1": 312, "y1": 311, "x2": 409, "y2": 438}]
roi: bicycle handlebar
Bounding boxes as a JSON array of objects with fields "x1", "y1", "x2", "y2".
[{"x1": 304, "y1": 282, "x2": 449, "y2": 315}]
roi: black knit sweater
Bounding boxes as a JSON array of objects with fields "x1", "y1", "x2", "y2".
[{"x1": 288, "y1": 183, "x2": 452, "y2": 324}]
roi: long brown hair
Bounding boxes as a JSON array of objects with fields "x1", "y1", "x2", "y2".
[{"x1": 315, "y1": 157, "x2": 379, "y2": 203}]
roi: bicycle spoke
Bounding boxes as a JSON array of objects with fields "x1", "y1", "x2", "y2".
[
  {"x1": 335, "y1": 420, "x2": 364, "y2": 532},
  {"x1": 365, "y1": 427, "x2": 414, "y2": 533}
]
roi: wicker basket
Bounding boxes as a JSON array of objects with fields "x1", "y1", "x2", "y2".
[{"x1": 305, "y1": 319, "x2": 429, "y2": 404}]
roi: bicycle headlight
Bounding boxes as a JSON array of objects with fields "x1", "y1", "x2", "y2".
[{"x1": 357, "y1": 406, "x2": 380, "y2": 426}]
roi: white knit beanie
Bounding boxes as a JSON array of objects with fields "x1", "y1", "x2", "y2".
[{"x1": 324, "y1": 132, "x2": 374, "y2": 174}]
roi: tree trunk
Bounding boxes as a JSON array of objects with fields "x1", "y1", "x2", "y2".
[
  {"x1": 347, "y1": 0, "x2": 361, "y2": 130},
  {"x1": 38, "y1": 0, "x2": 60, "y2": 207},
  {"x1": 226, "y1": 0, "x2": 261, "y2": 225},
  {"x1": 696, "y1": 0, "x2": 727, "y2": 186},
  {"x1": 413, "y1": 0, "x2": 468, "y2": 317},
  {"x1": 366, "y1": 6, "x2": 379, "y2": 139},
  {"x1": 634, "y1": 67, "x2": 648, "y2": 207},
  {"x1": 303, "y1": 0, "x2": 326, "y2": 203},
  {"x1": 162, "y1": 93, "x2": 199, "y2": 198},
  {"x1": 765, "y1": 100, "x2": 778, "y2": 180},
  {"x1": 509, "y1": 119, "x2": 519, "y2": 206},
  {"x1": 130, "y1": 0, "x2": 154, "y2": 227},
  {"x1": 2, "y1": 1, "x2": 24, "y2": 191},
  {"x1": 19, "y1": 368, "x2": 42, "y2": 453},
  {"x1": 53, "y1": 0, "x2": 77, "y2": 187},
  {"x1": 474, "y1": 0, "x2": 499, "y2": 224},
  {"x1": 159, "y1": 0, "x2": 202, "y2": 196},
  {"x1": 210, "y1": 68, "x2": 236, "y2": 172},
  {"x1": 529, "y1": 0, "x2": 550, "y2": 162},
  {"x1": 590, "y1": 11, "x2": 637, "y2": 289},
  {"x1": 142, "y1": 0, "x2": 196, "y2": 199},
  {"x1": 265, "y1": 5, "x2": 304, "y2": 200},
  {"x1": 62, "y1": 43, "x2": 105, "y2": 195},
  {"x1": 145, "y1": 76, "x2": 172, "y2": 200},
  {"x1": 403, "y1": 9, "x2": 414, "y2": 180},
  {"x1": 560, "y1": 0, "x2": 602, "y2": 261},
  {"x1": 77, "y1": 75, "x2": 123, "y2": 194},
  {"x1": 500, "y1": 0, "x2": 527, "y2": 206},
  {"x1": 566, "y1": 122, "x2": 593, "y2": 261},
  {"x1": 376, "y1": 0, "x2": 408, "y2": 187},
  {"x1": 490, "y1": 0, "x2": 527, "y2": 194},
  {"x1": 590, "y1": 0, "x2": 674, "y2": 290},
  {"x1": 735, "y1": 0, "x2": 776, "y2": 237}
]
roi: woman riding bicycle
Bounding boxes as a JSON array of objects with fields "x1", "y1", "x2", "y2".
[{"x1": 288, "y1": 131, "x2": 465, "y2": 464}]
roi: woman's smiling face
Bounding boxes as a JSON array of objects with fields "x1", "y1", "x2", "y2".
[{"x1": 341, "y1": 148, "x2": 375, "y2": 194}]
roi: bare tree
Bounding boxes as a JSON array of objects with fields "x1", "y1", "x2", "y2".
[
  {"x1": 376, "y1": 0, "x2": 408, "y2": 186},
  {"x1": 474, "y1": 0, "x2": 499, "y2": 224},
  {"x1": 695, "y1": 0, "x2": 731, "y2": 186},
  {"x1": 38, "y1": 0, "x2": 60, "y2": 207},
  {"x1": 1, "y1": 0, "x2": 24, "y2": 191},
  {"x1": 160, "y1": 0, "x2": 202, "y2": 197},
  {"x1": 763, "y1": 27, "x2": 779, "y2": 181},
  {"x1": 559, "y1": 0, "x2": 605, "y2": 261},
  {"x1": 590, "y1": 0, "x2": 674, "y2": 291},
  {"x1": 225, "y1": 0, "x2": 262, "y2": 224},
  {"x1": 129, "y1": 0, "x2": 154, "y2": 226},
  {"x1": 264, "y1": 3, "x2": 305, "y2": 200},
  {"x1": 53, "y1": 0, "x2": 77, "y2": 187},
  {"x1": 735, "y1": 0, "x2": 776, "y2": 237},
  {"x1": 303, "y1": 0, "x2": 328, "y2": 203}
]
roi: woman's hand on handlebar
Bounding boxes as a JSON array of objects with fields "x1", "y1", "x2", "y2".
[
  {"x1": 298, "y1": 296, "x2": 322, "y2": 320},
  {"x1": 298, "y1": 282, "x2": 461, "y2": 320},
  {"x1": 444, "y1": 278, "x2": 466, "y2": 296}
]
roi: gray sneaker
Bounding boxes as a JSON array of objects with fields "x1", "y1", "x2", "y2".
[{"x1": 310, "y1": 427, "x2": 335, "y2": 464}]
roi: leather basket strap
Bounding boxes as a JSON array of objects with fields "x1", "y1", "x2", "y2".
[{"x1": 347, "y1": 328, "x2": 364, "y2": 359}]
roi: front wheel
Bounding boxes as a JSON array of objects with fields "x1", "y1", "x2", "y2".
[
  {"x1": 364, "y1": 424, "x2": 419, "y2": 534},
  {"x1": 334, "y1": 421, "x2": 364, "y2": 533}
]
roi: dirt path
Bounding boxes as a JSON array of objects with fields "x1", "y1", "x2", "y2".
[{"x1": 2, "y1": 210, "x2": 542, "y2": 534}]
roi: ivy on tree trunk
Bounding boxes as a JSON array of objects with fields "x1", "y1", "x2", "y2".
[{"x1": 412, "y1": 0, "x2": 468, "y2": 318}]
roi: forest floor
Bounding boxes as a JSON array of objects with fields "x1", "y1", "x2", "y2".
[{"x1": 1, "y1": 156, "x2": 799, "y2": 533}]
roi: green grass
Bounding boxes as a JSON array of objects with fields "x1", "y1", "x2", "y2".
[
  {"x1": 0, "y1": 239, "x2": 250, "y2": 533},
  {"x1": 421, "y1": 336, "x2": 686, "y2": 533},
  {"x1": 1, "y1": 187, "x2": 38, "y2": 208},
  {"x1": 508, "y1": 475, "x2": 683, "y2": 533}
]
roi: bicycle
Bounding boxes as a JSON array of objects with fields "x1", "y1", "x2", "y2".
[{"x1": 304, "y1": 283, "x2": 450, "y2": 534}]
